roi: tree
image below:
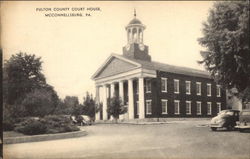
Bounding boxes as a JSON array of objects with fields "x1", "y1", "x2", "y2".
[
  {"x1": 3, "y1": 52, "x2": 47, "y2": 105},
  {"x1": 3, "y1": 52, "x2": 59, "y2": 119},
  {"x1": 63, "y1": 96, "x2": 82, "y2": 116},
  {"x1": 64, "y1": 96, "x2": 79, "y2": 107},
  {"x1": 198, "y1": 1, "x2": 250, "y2": 101},
  {"x1": 107, "y1": 96, "x2": 127, "y2": 123},
  {"x1": 21, "y1": 88, "x2": 57, "y2": 117},
  {"x1": 82, "y1": 92, "x2": 96, "y2": 118}
]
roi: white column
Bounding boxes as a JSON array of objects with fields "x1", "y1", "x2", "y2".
[
  {"x1": 110, "y1": 83, "x2": 115, "y2": 97},
  {"x1": 138, "y1": 77, "x2": 145, "y2": 119},
  {"x1": 119, "y1": 81, "x2": 124, "y2": 120},
  {"x1": 128, "y1": 79, "x2": 134, "y2": 119},
  {"x1": 119, "y1": 81, "x2": 124, "y2": 104},
  {"x1": 102, "y1": 84, "x2": 108, "y2": 120},
  {"x1": 95, "y1": 86, "x2": 100, "y2": 121}
]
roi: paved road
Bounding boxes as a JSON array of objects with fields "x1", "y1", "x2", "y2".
[{"x1": 3, "y1": 121, "x2": 250, "y2": 159}]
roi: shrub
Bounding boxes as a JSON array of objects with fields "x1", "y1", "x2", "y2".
[
  {"x1": 15, "y1": 119, "x2": 47, "y2": 135},
  {"x1": 14, "y1": 115, "x2": 79, "y2": 135}
]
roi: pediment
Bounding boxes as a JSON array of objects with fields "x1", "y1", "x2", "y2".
[{"x1": 92, "y1": 54, "x2": 141, "y2": 79}]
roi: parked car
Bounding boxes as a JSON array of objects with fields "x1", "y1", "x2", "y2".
[
  {"x1": 210, "y1": 109, "x2": 240, "y2": 131},
  {"x1": 235, "y1": 109, "x2": 250, "y2": 132},
  {"x1": 70, "y1": 115, "x2": 93, "y2": 126}
]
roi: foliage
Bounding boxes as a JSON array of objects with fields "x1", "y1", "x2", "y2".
[
  {"x1": 21, "y1": 88, "x2": 58, "y2": 117},
  {"x1": 3, "y1": 52, "x2": 59, "y2": 118},
  {"x1": 14, "y1": 115, "x2": 79, "y2": 135},
  {"x1": 3, "y1": 52, "x2": 46, "y2": 105},
  {"x1": 64, "y1": 96, "x2": 79, "y2": 107},
  {"x1": 198, "y1": 1, "x2": 250, "y2": 101},
  {"x1": 107, "y1": 96, "x2": 127, "y2": 119},
  {"x1": 53, "y1": 99, "x2": 73, "y2": 115},
  {"x1": 82, "y1": 92, "x2": 96, "y2": 118},
  {"x1": 14, "y1": 119, "x2": 47, "y2": 135}
]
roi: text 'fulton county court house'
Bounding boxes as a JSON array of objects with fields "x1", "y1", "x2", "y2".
[{"x1": 92, "y1": 13, "x2": 226, "y2": 121}]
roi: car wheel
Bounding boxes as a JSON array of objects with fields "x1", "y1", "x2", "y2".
[{"x1": 211, "y1": 127, "x2": 217, "y2": 131}]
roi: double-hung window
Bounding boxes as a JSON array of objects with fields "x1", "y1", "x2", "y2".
[
  {"x1": 216, "y1": 85, "x2": 221, "y2": 97},
  {"x1": 196, "y1": 82, "x2": 201, "y2": 95},
  {"x1": 197, "y1": 101, "x2": 201, "y2": 115},
  {"x1": 174, "y1": 100, "x2": 180, "y2": 115},
  {"x1": 161, "y1": 78, "x2": 167, "y2": 92},
  {"x1": 207, "y1": 102, "x2": 212, "y2": 115},
  {"x1": 217, "y1": 102, "x2": 221, "y2": 113},
  {"x1": 161, "y1": 99, "x2": 168, "y2": 114},
  {"x1": 146, "y1": 100, "x2": 152, "y2": 115},
  {"x1": 185, "y1": 81, "x2": 191, "y2": 95},
  {"x1": 186, "y1": 101, "x2": 191, "y2": 115},
  {"x1": 146, "y1": 79, "x2": 151, "y2": 93},
  {"x1": 174, "y1": 79, "x2": 179, "y2": 94},
  {"x1": 207, "y1": 83, "x2": 211, "y2": 96}
]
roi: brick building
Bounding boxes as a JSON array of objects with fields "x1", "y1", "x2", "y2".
[{"x1": 92, "y1": 13, "x2": 226, "y2": 120}]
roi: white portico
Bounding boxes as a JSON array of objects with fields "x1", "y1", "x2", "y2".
[{"x1": 92, "y1": 54, "x2": 156, "y2": 120}]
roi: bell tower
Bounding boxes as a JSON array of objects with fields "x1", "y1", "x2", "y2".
[{"x1": 123, "y1": 10, "x2": 151, "y2": 61}]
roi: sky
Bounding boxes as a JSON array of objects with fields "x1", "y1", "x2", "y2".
[{"x1": 1, "y1": 1, "x2": 214, "y2": 101}]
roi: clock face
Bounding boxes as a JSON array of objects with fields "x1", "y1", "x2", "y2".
[
  {"x1": 126, "y1": 44, "x2": 130, "y2": 50},
  {"x1": 139, "y1": 44, "x2": 145, "y2": 51}
]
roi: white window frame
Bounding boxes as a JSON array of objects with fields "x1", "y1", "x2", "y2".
[
  {"x1": 174, "y1": 79, "x2": 180, "y2": 94},
  {"x1": 207, "y1": 83, "x2": 211, "y2": 97},
  {"x1": 146, "y1": 79, "x2": 151, "y2": 93},
  {"x1": 161, "y1": 78, "x2": 168, "y2": 93},
  {"x1": 186, "y1": 101, "x2": 191, "y2": 115},
  {"x1": 161, "y1": 99, "x2": 168, "y2": 114},
  {"x1": 136, "y1": 101, "x2": 139, "y2": 115},
  {"x1": 174, "y1": 100, "x2": 180, "y2": 115},
  {"x1": 146, "y1": 100, "x2": 152, "y2": 115},
  {"x1": 196, "y1": 82, "x2": 201, "y2": 96},
  {"x1": 196, "y1": 101, "x2": 202, "y2": 115},
  {"x1": 216, "y1": 85, "x2": 221, "y2": 97},
  {"x1": 185, "y1": 81, "x2": 191, "y2": 95},
  {"x1": 217, "y1": 102, "x2": 221, "y2": 113},
  {"x1": 207, "y1": 102, "x2": 212, "y2": 115}
]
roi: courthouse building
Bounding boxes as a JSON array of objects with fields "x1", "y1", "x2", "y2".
[{"x1": 92, "y1": 13, "x2": 226, "y2": 120}]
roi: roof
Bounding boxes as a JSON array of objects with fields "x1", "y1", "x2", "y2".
[
  {"x1": 129, "y1": 18, "x2": 142, "y2": 25},
  {"x1": 114, "y1": 54, "x2": 211, "y2": 79}
]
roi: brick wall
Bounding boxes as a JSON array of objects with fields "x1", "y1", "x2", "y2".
[{"x1": 144, "y1": 70, "x2": 226, "y2": 118}]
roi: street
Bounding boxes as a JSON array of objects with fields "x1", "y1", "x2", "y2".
[{"x1": 3, "y1": 120, "x2": 250, "y2": 159}]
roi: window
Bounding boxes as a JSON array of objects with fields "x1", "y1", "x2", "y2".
[
  {"x1": 207, "y1": 84, "x2": 211, "y2": 96},
  {"x1": 186, "y1": 101, "x2": 191, "y2": 115},
  {"x1": 161, "y1": 78, "x2": 167, "y2": 92},
  {"x1": 146, "y1": 79, "x2": 151, "y2": 93},
  {"x1": 136, "y1": 101, "x2": 139, "y2": 115},
  {"x1": 207, "y1": 102, "x2": 212, "y2": 115},
  {"x1": 216, "y1": 85, "x2": 221, "y2": 97},
  {"x1": 146, "y1": 100, "x2": 152, "y2": 114},
  {"x1": 217, "y1": 102, "x2": 221, "y2": 113},
  {"x1": 196, "y1": 82, "x2": 201, "y2": 95},
  {"x1": 174, "y1": 79, "x2": 179, "y2": 94},
  {"x1": 174, "y1": 100, "x2": 180, "y2": 115},
  {"x1": 197, "y1": 101, "x2": 201, "y2": 115},
  {"x1": 161, "y1": 99, "x2": 168, "y2": 114},
  {"x1": 185, "y1": 81, "x2": 191, "y2": 95}
]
